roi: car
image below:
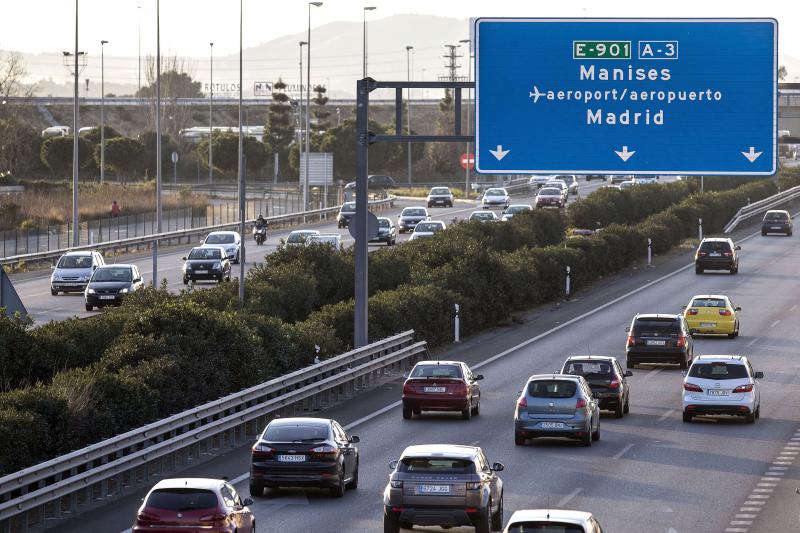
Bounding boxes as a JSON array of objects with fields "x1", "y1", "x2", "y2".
[
  {"x1": 608, "y1": 174, "x2": 632, "y2": 184},
  {"x1": 182, "y1": 246, "x2": 231, "y2": 284},
  {"x1": 50, "y1": 250, "x2": 105, "y2": 295},
  {"x1": 560, "y1": 355, "x2": 633, "y2": 418},
  {"x1": 601, "y1": 183, "x2": 621, "y2": 191},
  {"x1": 501, "y1": 204, "x2": 533, "y2": 221},
  {"x1": 344, "y1": 174, "x2": 397, "y2": 190},
  {"x1": 694, "y1": 237, "x2": 740, "y2": 274},
  {"x1": 560, "y1": 175, "x2": 580, "y2": 195},
  {"x1": 761, "y1": 209, "x2": 793, "y2": 236},
  {"x1": 682, "y1": 355, "x2": 763, "y2": 423},
  {"x1": 535, "y1": 187, "x2": 565, "y2": 208},
  {"x1": 131, "y1": 478, "x2": 254, "y2": 533},
  {"x1": 682, "y1": 294, "x2": 741, "y2": 337},
  {"x1": 427, "y1": 187, "x2": 454, "y2": 208},
  {"x1": 370, "y1": 217, "x2": 397, "y2": 245},
  {"x1": 625, "y1": 313, "x2": 693, "y2": 369},
  {"x1": 544, "y1": 180, "x2": 569, "y2": 201},
  {"x1": 409, "y1": 220, "x2": 446, "y2": 241},
  {"x1": 397, "y1": 206, "x2": 430, "y2": 233},
  {"x1": 201, "y1": 231, "x2": 241, "y2": 263},
  {"x1": 482, "y1": 188, "x2": 510, "y2": 209},
  {"x1": 618, "y1": 180, "x2": 636, "y2": 190},
  {"x1": 383, "y1": 444, "x2": 504, "y2": 533},
  {"x1": 778, "y1": 143, "x2": 798, "y2": 160},
  {"x1": 632, "y1": 175, "x2": 659, "y2": 185},
  {"x1": 503, "y1": 509, "x2": 604, "y2": 533},
  {"x1": 514, "y1": 374, "x2": 600, "y2": 446},
  {"x1": 285, "y1": 229, "x2": 320, "y2": 246},
  {"x1": 306, "y1": 233, "x2": 342, "y2": 248},
  {"x1": 249, "y1": 417, "x2": 360, "y2": 498},
  {"x1": 529, "y1": 175, "x2": 555, "y2": 188},
  {"x1": 470, "y1": 210, "x2": 499, "y2": 222},
  {"x1": 401, "y1": 360, "x2": 482, "y2": 419},
  {"x1": 583, "y1": 174, "x2": 604, "y2": 181},
  {"x1": 84, "y1": 264, "x2": 144, "y2": 311},
  {"x1": 337, "y1": 202, "x2": 356, "y2": 228}
]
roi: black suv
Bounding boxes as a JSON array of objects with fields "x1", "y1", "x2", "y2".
[
  {"x1": 761, "y1": 210, "x2": 793, "y2": 236},
  {"x1": 337, "y1": 202, "x2": 356, "y2": 228},
  {"x1": 626, "y1": 314, "x2": 693, "y2": 369},
  {"x1": 695, "y1": 238, "x2": 740, "y2": 274},
  {"x1": 560, "y1": 356, "x2": 633, "y2": 418}
]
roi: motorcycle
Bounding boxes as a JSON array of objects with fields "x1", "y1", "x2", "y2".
[{"x1": 253, "y1": 225, "x2": 267, "y2": 245}]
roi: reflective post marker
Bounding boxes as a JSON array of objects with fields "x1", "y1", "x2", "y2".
[
  {"x1": 565, "y1": 265, "x2": 571, "y2": 299},
  {"x1": 647, "y1": 238, "x2": 652, "y2": 266},
  {"x1": 698, "y1": 218, "x2": 703, "y2": 240},
  {"x1": 454, "y1": 303, "x2": 461, "y2": 343}
]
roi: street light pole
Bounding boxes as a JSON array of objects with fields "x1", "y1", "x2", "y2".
[
  {"x1": 209, "y1": 42, "x2": 214, "y2": 184},
  {"x1": 305, "y1": 2, "x2": 322, "y2": 212},
  {"x1": 100, "y1": 39, "x2": 108, "y2": 185},
  {"x1": 460, "y1": 38, "x2": 471, "y2": 197},
  {"x1": 406, "y1": 45, "x2": 413, "y2": 184},
  {"x1": 299, "y1": 40, "x2": 307, "y2": 187},
  {"x1": 238, "y1": 0, "x2": 245, "y2": 305},
  {"x1": 153, "y1": 0, "x2": 162, "y2": 285},
  {"x1": 72, "y1": 0, "x2": 80, "y2": 247},
  {"x1": 363, "y1": 6, "x2": 376, "y2": 78},
  {"x1": 137, "y1": 4, "x2": 141, "y2": 93}
]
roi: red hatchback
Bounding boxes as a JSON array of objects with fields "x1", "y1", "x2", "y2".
[
  {"x1": 402, "y1": 361, "x2": 483, "y2": 420},
  {"x1": 132, "y1": 478, "x2": 255, "y2": 533}
]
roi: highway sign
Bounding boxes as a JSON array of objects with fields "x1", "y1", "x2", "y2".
[
  {"x1": 474, "y1": 19, "x2": 777, "y2": 175},
  {"x1": 460, "y1": 152, "x2": 475, "y2": 170}
]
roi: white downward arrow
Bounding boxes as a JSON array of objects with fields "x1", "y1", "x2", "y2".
[
  {"x1": 614, "y1": 146, "x2": 635, "y2": 162},
  {"x1": 529, "y1": 85, "x2": 543, "y2": 103},
  {"x1": 741, "y1": 147, "x2": 762, "y2": 163},
  {"x1": 489, "y1": 145, "x2": 510, "y2": 161}
]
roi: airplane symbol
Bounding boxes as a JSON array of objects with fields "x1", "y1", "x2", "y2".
[{"x1": 529, "y1": 86, "x2": 544, "y2": 103}]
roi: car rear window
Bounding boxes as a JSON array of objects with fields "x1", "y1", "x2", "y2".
[
  {"x1": 287, "y1": 232, "x2": 313, "y2": 243},
  {"x1": 205, "y1": 234, "x2": 235, "y2": 244},
  {"x1": 378, "y1": 219, "x2": 390, "y2": 228},
  {"x1": 539, "y1": 188, "x2": 560, "y2": 195},
  {"x1": 415, "y1": 222, "x2": 442, "y2": 233},
  {"x1": 764, "y1": 212, "x2": 788, "y2": 221},
  {"x1": 507, "y1": 206, "x2": 530, "y2": 214},
  {"x1": 341, "y1": 203, "x2": 356, "y2": 212},
  {"x1": 402, "y1": 208, "x2": 426, "y2": 217},
  {"x1": 145, "y1": 489, "x2": 218, "y2": 511},
  {"x1": 410, "y1": 364, "x2": 463, "y2": 379},
  {"x1": 564, "y1": 361, "x2": 612, "y2": 377},
  {"x1": 689, "y1": 298, "x2": 726, "y2": 308},
  {"x1": 689, "y1": 362, "x2": 749, "y2": 380},
  {"x1": 699, "y1": 241, "x2": 732, "y2": 253},
  {"x1": 631, "y1": 318, "x2": 681, "y2": 336},
  {"x1": 399, "y1": 458, "x2": 475, "y2": 474},
  {"x1": 264, "y1": 424, "x2": 329, "y2": 442},
  {"x1": 430, "y1": 188, "x2": 450, "y2": 195},
  {"x1": 506, "y1": 523, "x2": 586, "y2": 533},
  {"x1": 529, "y1": 380, "x2": 577, "y2": 398}
]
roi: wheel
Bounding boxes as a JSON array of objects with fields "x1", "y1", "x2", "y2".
[
  {"x1": 746, "y1": 411, "x2": 756, "y2": 424},
  {"x1": 788, "y1": 231, "x2": 793, "y2": 237},
  {"x1": 682, "y1": 411, "x2": 692, "y2": 423},
  {"x1": 592, "y1": 418, "x2": 600, "y2": 441},
  {"x1": 514, "y1": 432, "x2": 525, "y2": 446},
  {"x1": 762, "y1": 231, "x2": 767, "y2": 236},
  {"x1": 402, "y1": 406, "x2": 412, "y2": 420},
  {"x1": 329, "y1": 470, "x2": 346, "y2": 498},
  {"x1": 447, "y1": 202, "x2": 453, "y2": 208},
  {"x1": 728, "y1": 322, "x2": 738, "y2": 338},
  {"x1": 755, "y1": 405, "x2": 760, "y2": 419},
  {"x1": 733, "y1": 266, "x2": 739, "y2": 274},
  {"x1": 471, "y1": 399, "x2": 480, "y2": 416},
  {"x1": 347, "y1": 463, "x2": 359, "y2": 489},
  {"x1": 51, "y1": 289, "x2": 58, "y2": 295},
  {"x1": 474, "y1": 504, "x2": 492, "y2": 533},
  {"x1": 383, "y1": 513, "x2": 400, "y2": 533},
  {"x1": 626, "y1": 358, "x2": 635, "y2": 370},
  {"x1": 84, "y1": 303, "x2": 93, "y2": 312},
  {"x1": 462, "y1": 404, "x2": 472, "y2": 420},
  {"x1": 680, "y1": 354, "x2": 689, "y2": 370},
  {"x1": 582, "y1": 427, "x2": 592, "y2": 447},
  {"x1": 695, "y1": 266, "x2": 703, "y2": 274},
  {"x1": 427, "y1": 203, "x2": 433, "y2": 208},
  {"x1": 183, "y1": 276, "x2": 188, "y2": 285},
  {"x1": 614, "y1": 401, "x2": 624, "y2": 418},
  {"x1": 249, "y1": 481, "x2": 264, "y2": 497},
  {"x1": 730, "y1": 267, "x2": 736, "y2": 275},
  {"x1": 491, "y1": 497, "x2": 504, "y2": 532},
  {"x1": 623, "y1": 395, "x2": 630, "y2": 414}
]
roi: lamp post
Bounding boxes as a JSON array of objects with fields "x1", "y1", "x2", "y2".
[
  {"x1": 362, "y1": 6, "x2": 376, "y2": 78},
  {"x1": 72, "y1": 0, "x2": 80, "y2": 247},
  {"x1": 459, "y1": 38, "x2": 471, "y2": 196},
  {"x1": 100, "y1": 40, "x2": 107, "y2": 185},
  {"x1": 237, "y1": 0, "x2": 245, "y2": 305},
  {"x1": 305, "y1": 1, "x2": 322, "y2": 212},
  {"x1": 209, "y1": 42, "x2": 214, "y2": 184},
  {"x1": 153, "y1": 0, "x2": 162, "y2": 285},
  {"x1": 137, "y1": 4, "x2": 141, "y2": 93},
  {"x1": 406, "y1": 45, "x2": 413, "y2": 184},
  {"x1": 299, "y1": 40, "x2": 307, "y2": 183}
]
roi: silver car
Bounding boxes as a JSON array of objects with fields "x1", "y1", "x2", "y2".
[
  {"x1": 482, "y1": 188, "x2": 510, "y2": 210},
  {"x1": 503, "y1": 509, "x2": 603, "y2": 532},
  {"x1": 51, "y1": 250, "x2": 105, "y2": 295},
  {"x1": 514, "y1": 374, "x2": 600, "y2": 446},
  {"x1": 201, "y1": 231, "x2": 241, "y2": 263},
  {"x1": 285, "y1": 229, "x2": 320, "y2": 246}
]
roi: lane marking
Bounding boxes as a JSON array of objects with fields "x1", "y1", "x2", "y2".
[
  {"x1": 658, "y1": 410, "x2": 674, "y2": 423},
  {"x1": 613, "y1": 443, "x2": 635, "y2": 460},
  {"x1": 769, "y1": 320, "x2": 781, "y2": 329},
  {"x1": 790, "y1": 304, "x2": 798, "y2": 312},
  {"x1": 556, "y1": 487, "x2": 582, "y2": 507},
  {"x1": 744, "y1": 337, "x2": 762, "y2": 348},
  {"x1": 639, "y1": 368, "x2": 662, "y2": 383}
]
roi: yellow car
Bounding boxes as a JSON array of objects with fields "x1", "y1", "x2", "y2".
[{"x1": 683, "y1": 294, "x2": 741, "y2": 337}]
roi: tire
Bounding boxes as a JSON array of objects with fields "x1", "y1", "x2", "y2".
[
  {"x1": 730, "y1": 267, "x2": 736, "y2": 275},
  {"x1": 728, "y1": 322, "x2": 738, "y2": 339},
  {"x1": 462, "y1": 404, "x2": 472, "y2": 420},
  {"x1": 402, "y1": 406, "x2": 412, "y2": 420},
  {"x1": 623, "y1": 395, "x2": 630, "y2": 414},
  {"x1": 448, "y1": 202, "x2": 453, "y2": 208},
  {"x1": 85, "y1": 303, "x2": 93, "y2": 312},
  {"x1": 347, "y1": 463, "x2": 359, "y2": 489},
  {"x1": 427, "y1": 203, "x2": 433, "y2": 208},
  {"x1": 329, "y1": 470, "x2": 346, "y2": 498},
  {"x1": 746, "y1": 411, "x2": 756, "y2": 424},
  {"x1": 788, "y1": 231, "x2": 793, "y2": 237},
  {"x1": 183, "y1": 276, "x2": 188, "y2": 285},
  {"x1": 755, "y1": 405, "x2": 761, "y2": 419},
  {"x1": 491, "y1": 497, "x2": 504, "y2": 532},
  {"x1": 733, "y1": 266, "x2": 739, "y2": 274},
  {"x1": 682, "y1": 411, "x2": 692, "y2": 423},
  {"x1": 592, "y1": 418, "x2": 600, "y2": 441},
  {"x1": 249, "y1": 481, "x2": 264, "y2": 498},
  {"x1": 471, "y1": 399, "x2": 480, "y2": 416},
  {"x1": 614, "y1": 401, "x2": 624, "y2": 419},
  {"x1": 626, "y1": 358, "x2": 635, "y2": 370},
  {"x1": 474, "y1": 505, "x2": 492, "y2": 533},
  {"x1": 51, "y1": 289, "x2": 58, "y2": 296},
  {"x1": 762, "y1": 231, "x2": 767, "y2": 236},
  {"x1": 582, "y1": 427, "x2": 592, "y2": 447},
  {"x1": 514, "y1": 432, "x2": 525, "y2": 446},
  {"x1": 680, "y1": 354, "x2": 689, "y2": 370},
  {"x1": 695, "y1": 266, "x2": 703, "y2": 274},
  {"x1": 383, "y1": 513, "x2": 400, "y2": 533}
]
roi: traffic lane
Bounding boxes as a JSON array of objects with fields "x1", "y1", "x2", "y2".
[{"x1": 243, "y1": 224, "x2": 800, "y2": 532}]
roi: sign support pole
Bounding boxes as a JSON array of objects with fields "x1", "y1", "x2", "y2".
[{"x1": 354, "y1": 78, "x2": 370, "y2": 347}]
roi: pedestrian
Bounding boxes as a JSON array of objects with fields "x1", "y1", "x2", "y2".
[{"x1": 110, "y1": 200, "x2": 121, "y2": 218}]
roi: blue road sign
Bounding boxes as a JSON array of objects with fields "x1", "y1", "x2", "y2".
[{"x1": 475, "y1": 19, "x2": 777, "y2": 175}]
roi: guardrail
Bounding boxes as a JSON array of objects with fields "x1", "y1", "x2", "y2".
[
  {"x1": 0, "y1": 196, "x2": 395, "y2": 269},
  {"x1": 723, "y1": 185, "x2": 800, "y2": 233},
  {"x1": 0, "y1": 331, "x2": 429, "y2": 531}
]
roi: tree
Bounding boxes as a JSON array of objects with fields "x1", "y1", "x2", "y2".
[
  {"x1": 0, "y1": 52, "x2": 33, "y2": 121},
  {"x1": 426, "y1": 91, "x2": 461, "y2": 175},
  {"x1": 196, "y1": 133, "x2": 267, "y2": 175},
  {"x1": 0, "y1": 118, "x2": 43, "y2": 175},
  {"x1": 81, "y1": 126, "x2": 122, "y2": 146},
  {"x1": 311, "y1": 85, "x2": 330, "y2": 134},
  {"x1": 98, "y1": 137, "x2": 145, "y2": 180},
  {"x1": 136, "y1": 56, "x2": 203, "y2": 138},
  {"x1": 265, "y1": 79, "x2": 296, "y2": 176},
  {"x1": 40, "y1": 136, "x2": 90, "y2": 176},
  {"x1": 316, "y1": 119, "x2": 403, "y2": 180},
  {"x1": 138, "y1": 131, "x2": 177, "y2": 179},
  {"x1": 778, "y1": 65, "x2": 787, "y2": 81}
]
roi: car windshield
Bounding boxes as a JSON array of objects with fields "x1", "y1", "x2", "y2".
[
  {"x1": 309, "y1": 236, "x2": 338, "y2": 245},
  {"x1": 506, "y1": 523, "x2": 586, "y2": 533},
  {"x1": 264, "y1": 423, "x2": 329, "y2": 442},
  {"x1": 57, "y1": 255, "x2": 93, "y2": 269},
  {"x1": 377, "y1": 219, "x2": 391, "y2": 228},
  {"x1": 690, "y1": 298, "x2": 726, "y2": 308},
  {"x1": 145, "y1": 489, "x2": 218, "y2": 511},
  {"x1": 632, "y1": 318, "x2": 680, "y2": 336},
  {"x1": 287, "y1": 232, "x2": 314, "y2": 243},
  {"x1": 399, "y1": 458, "x2": 475, "y2": 474},
  {"x1": 471, "y1": 212, "x2": 494, "y2": 220},
  {"x1": 92, "y1": 267, "x2": 132, "y2": 283},
  {"x1": 341, "y1": 203, "x2": 356, "y2": 212},
  {"x1": 689, "y1": 362, "x2": 749, "y2": 380},
  {"x1": 764, "y1": 212, "x2": 788, "y2": 221},
  {"x1": 188, "y1": 248, "x2": 221, "y2": 260},
  {"x1": 564, "y1": 361, "x2": 612, "y2": 377},
  {"x1": 529, "y1": 380, "x2": 577, "y2": 398},
  {"x1": 430, "y1": 188, "x2": 450, "y2": 195},
  {"x1": 539, "y1": 188, "x2": 560, "y2": 195},
  {"x1": 507, "y1": 206, "x2": 530, "y2": 214},
  {"x1": 402, "y1": 208, "x2": 426, "y2": 217},
  {"x1": 415, "y1": 222, "x2": 442, "y2": 233},
  {"x1": 699, "y1": 241, "x2": 732, "y2": 253},
  {"x1": 410, "y1": 364, "x2": 463, "y2": 379},
  {"x1": 205, "y1": 234, "x2": 235, "y2": 244},
  {"x1": 486, "y1": 190, "x2": 504, "y2": 196}
]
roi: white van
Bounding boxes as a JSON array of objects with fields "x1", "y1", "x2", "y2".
[{"x1": 41, "y1": 126, "x2": 71, "y2": 138}]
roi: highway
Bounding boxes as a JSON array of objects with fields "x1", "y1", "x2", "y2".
[
  {"x1": 11, "y1": 179, "x2": 608, "y2": 324},
  {"x1": 46, "y1": 201, "x2": 800, "y2": 533}
]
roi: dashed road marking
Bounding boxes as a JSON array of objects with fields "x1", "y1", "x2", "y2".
[
  {"x1": 613, "y1": 443, "x2": 635, "y2": 460},
  {"x1": 556, "y1": 487, "x2": 582, "y2": 507},
  {"x1": 658, "y1": 409, "x2": 674, "y2": 422},
  {"x1": 769, "y1": 319, "x2": 781, "y2": 328}
]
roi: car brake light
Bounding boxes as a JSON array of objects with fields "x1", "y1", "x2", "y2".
[
  {"x1": 627, "y1": 335, "x2": 636, "y2": 347},
  {"x1": 723, "y1": 252, "x2": 732, "y2": 257},
  {"x1": 675, "y1": 336, "x2": 686, "y2": 348},
  {"x1": 402, "y1": 381, "x2": 415, "y2": 395},
  {"x1": 719, "y1": 309, "x2": 732, "y2": 316},
  {"x1": 698, "y1": 251, "x2": 707, "y2": 256},
  {"x1": 452, "y1": 382, "x2": 468, "y2": 395},
  {"x1": 517, "y1": 396, "x2": 528, "y2": 408},
  {"x1": 683, "y1": 382, "x2": 703, "y2": 392},
  {"x1": 251, "y1": 443, "x2": 274, "y2": 456},
  {"x1": 576, "y1": 398, "x2": 587, "y2": 409},
  {"x1": 136, "y1": 511, "x2": 160, "y2": 523},
  {"x1": 609, "y1": 378, "x2": 620, "y2": 390},
  {"x1": 310, "y1": 445, "x2": 338, "y2": 457},
  {"x1": 687, "y1": 309, "x2": 698, "y2": 315},
  {"x1": 199, "y1": 512, "x2": 228, "y2": 526},
  {"x1": 732, "y1": 384, "x2": 754, "y2": 393},
  {"x1": 390, "y1": 480, "x2": 403, "y2": 488}
]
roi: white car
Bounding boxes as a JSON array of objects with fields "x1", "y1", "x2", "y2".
[
  {"x1": 552, "y1": 175, "x2": 579, "y2": 195},
  {"x1": 544, "y1": 180, "x2": 569, "y2": 201},
  {"x1": 409, "y1": 220, "x2": 446, "y2": 240},
  {"x1": 501, "y1": 204, "x2": 533, "y2": 221},
  {"x1": 284, "y1": 229, "x2": 319, "y2": 246},
  {"x1": 426, "y1": 187, "x2": 454, "y2": 208},
  {"x1": 482, "y1": 187, "x2": 510, "y2": 209},
  {"x1": 306, "y1": 233, "x2": 342, "y2": 248},
  {"x1": 529, "y1": 175, "x2": 555, "y2": 188},
  {"x1": 682, "y1": 355, "x2": 763, "y2": 423},
  {"x1": 201, "y1": 231, "x2": 242, "y2": 263},
  {"x1": 503, "y1": 509, "x2": 603, "y2": 533},
  {"x1": 632, "y1": 176, "x2": 659, "y2": 185},
  {"x1": 469, "y1": 210, "x2": 499, "y2": 222},
  {"x1": 619, "y1": 180, "x2": 636, "y2": 190}
]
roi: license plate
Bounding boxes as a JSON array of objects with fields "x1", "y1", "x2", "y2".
[
  {"x1": 195, "y1": 270, "x2": 208, "y2": 274},
  {"x1": 434, "y1": 200, "x2": 444, "y2": 203},
  {"x1": 424, "y1": 386, "x2": 446, "y2": 393},
  {"x1": 710, "y1": 252, "x2": 721, "y2": 257},
  {"x1": 277, "y1": 455, "x2": 306, "y2": 462},
  {"x1": 99, "y1": 295, "x2": 115, "y2": 300},
  {"x1": 418, "y1": 484, "x2": 450, "y2": 494},
  {"x1": 700, "y1": 322, "x2": 717, "y2": 327},
  {"x1": 541, "y1": 422, "x2": 566, "y2": 429},
  {"x1": 646, "y1": 340, "x2": 666, "y2": 346},
  {"x1": 772, "y1": 226, "x2": 781, "y2": 230},
  {"x1": 707, "y1": 389, "x2": 729, "y2": 396}
]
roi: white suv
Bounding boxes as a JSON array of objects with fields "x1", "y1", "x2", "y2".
[{"x1": 682, "y1": 355, "x2": 763, "y2": 423}]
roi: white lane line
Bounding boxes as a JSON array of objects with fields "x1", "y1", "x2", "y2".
[
  {"x1": 790, "y1": 304, "x2": 798, "y2": 312},
  {"x1": 744, "y1": 337, "x2": 762, "y2": 348},
  {"x1": 230, "y1": 472, "x2": 249, "y2": 485},
  {"x1": 658, "y1": 410, "x2": 674, "y2": 422},
  {"x1": 556, "y1": 487, "x2": 582, "y2": 507},
  {"x1": 639, "y1": 368, "x2": 662, "y2": 383},
  {"x1": 613, "y1": 443, "x2": 635, "y2": 460},
  {"x1": 735, "y1": 514, "x2": 757, "y2": 519},
  {"x1": 769, "y1": 319, "x2": 781, "y2": 329}
]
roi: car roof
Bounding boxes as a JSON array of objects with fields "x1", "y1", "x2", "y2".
[
  {"x1": 314, "y1": 233, "x2": 340, "y2": 238},
  {"x1": 400, "y1": 444, "x2": 478, "y2": 459},
  {"x1": 700, "y1": 237, "x2": 731, "y2": 243},
  {"x1": 564, "y1": 355, "x2": 617, "y2": 363},
  {"x1": 63, "y1": 250, "x2": 94, "y2": 256},
  {"x1": 508, "y1": 204, "x2": 532, "y2": 209},
  {"x1": 414, "y1": 360, "x2": 464, "y2": 366},
  {"x1": 268, "y1": 417, "x2": 332, "y2": 426},
  {"x1": 506, "y1": 509, "x2": 593, "y2": 525},
  {"x1": 693, "y1": 355, "x2": 748, "y2": 364},
  {"x1": 485, "y1": 187, "x2": 507, "y2": 192},
  {"x1": 688, "y1": 294, "x2": 729, "y2": 300},
  {"x1": 765, "y1": 209, "x2": 789, "y2": 213},
  {"x1": 207, "y1": 231, "x2": 237, "y2": 236},
  {"x1": 401, "y1": 206, "x2": 427, "y2": 210},
  {"x1": 634, "y1": 313, "x2": 681, "y2": 319},
  {"x1": 150, "y1": 478, "x2": 224, "y2": 491},
  {"x1": 96, "y1": 264, "x2": 133, "y2": 269},
  {"x1": 527, "y1": 373, "x2": 584, "y2": 382},
  {"x1": 290, "y1": 230, "x2": 319, "y2": 235}
]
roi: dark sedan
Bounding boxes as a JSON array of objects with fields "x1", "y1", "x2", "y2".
[
  {"x1": 182, "y1": 246, "x2": 231, "y2": 284},
  {"x1": 369, "y1": 217, "x2": 397, "y2": 245},
  {"x1": 761, "y1": 210, "x2": 792, "y2": 236},
  {"x1": 337, "y1": 202, "x2": 356, "y2": 228},
  {"x1": 535, "y1": 187, "x2": 564, "y2": 208},
  {"x1": 560, "y1": 356, "x2": 632, "y2": 418},
  {"x1": 84, "y1": 264, "x2": 144, "y2": 311}
]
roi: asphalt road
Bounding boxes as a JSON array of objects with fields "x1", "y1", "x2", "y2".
[
  {"x1": 45, "y1": 196, "x2": 798, "y2": 533},
  {"x1": 10, "y1": 178, "x2": 608, "y2": 324}
]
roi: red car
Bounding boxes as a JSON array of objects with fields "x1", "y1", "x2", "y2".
[
  {"x1": 132, "y1": 478, "x2": 255, "y2": 533},
  {"x1": 402, "y1": 360, "x2": 483, "y2": 420}
]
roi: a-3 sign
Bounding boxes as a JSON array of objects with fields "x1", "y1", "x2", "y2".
[{"x1": 475, "y1": 19, "x2": 777, "y2": 175}]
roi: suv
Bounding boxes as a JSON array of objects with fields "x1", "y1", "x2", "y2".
[
  {"x1": 50, "y1": 250, "x2": 105, "y2": 295},
  {"x1": 383, "y1": 444, "x2": 504, "y2": 533},
  {"x1": 682, "y1": 355, "x2": 763, "y2": 423},
  {"x1": 761, "y1": 209, "x2": 792, "y2": 236},
  {"x1": 625, "y1": 314, "x2": 693, "y2": 369},
  {"x1": 560, "y1": 356, "x2": 633, "y2": 418},
  {"x1": 402, "y1": 361, "x2": 482, "y2": 420},
  {"x1": 337, "y1": 202, "x2": 356, "y2": 228},
  {"x1": 427, "y1": 187, "x2": 454, "y2": 208},
  {"x1": 695, "y1": 238, "x2": 740, "y2": 274}
]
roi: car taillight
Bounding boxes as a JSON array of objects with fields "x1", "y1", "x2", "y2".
[
  {"x1": 675, "y1": 336, "x2": 686, "y2": 348},
  {"x1": 576, "y1": 398, "x2": 587, "y2": 409},
  {"x1": 683, "y1": 382, "x2": 703, "y2": 392},
  {"x1": 697, "y1": 251, "x2": 707, "y2": 256},
  {"x1": 517, "y1": 396, "x2": 528, "y2": 408},
  {"x1": 402, "y1": 381, "x2": 415, "y2": 395},
  {"x1": 687, "y1": 308, "x2": 698, "y2": 315},
  {"x1": 310, "y1": 445, "x2": 338, "y2": 458},
  {"x1": 251, "y1": 442, "x2": 274, "y2": 457},
  {"x1": 452, "y1": 382, "x2": 468, "y2": 395},
  {"x1": 390, "y1": 480, "x2": 403, "y2": 488},
  {"x1": 723, "y1": 252, "x2": 732, "y2": 256},
  {"x1": 719, "y1": 309, "x2": 732, "y2": 316},
  {"x1": 732, "y1": 384, "x2": 754, "y2": 393},
  {"x1": 466, "y1": 482, "x2": 481, "y2": 490},
  {"x1": 627, "y1": 335, "x2": 636, "y2": 346},
  {"x1": 609, "y1": 378, "x2": 620, "y2": 390},
  {"x1": 199, "y1": 512, "x2": 228, "y2": 526},
  {"x1": 136, "y1": 511, "x2": 160, "y2": 523}
]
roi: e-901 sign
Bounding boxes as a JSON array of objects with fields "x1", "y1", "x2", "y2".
[{"x1": 573, "y1": 40, "x2": 631, "y2": 59}]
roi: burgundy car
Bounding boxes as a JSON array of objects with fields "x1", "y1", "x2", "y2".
[
  {"x1": 535, "y1": 187, "x2": 565, "y2": 208},
  {"x1": 402, "y1": 361, "x2": 483, "y2": 420},
  {"x1": 132, "y1": 478, "x2": 254, "y2": 533}
]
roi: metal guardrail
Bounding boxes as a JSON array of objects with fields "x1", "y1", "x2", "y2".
[
  {"x1": 723, "y1": 185, "x2": 800, "y2": 233},
  {"x1": 0, "y1": 331, "x2": 428, "y2": 530},
  {"x1": 0, "y1": 196, "x2": 395, "y2": 268}
]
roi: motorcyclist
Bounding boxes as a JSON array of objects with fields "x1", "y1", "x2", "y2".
[{"x1": 254, "y1": 214, "x2": 268, "y2": 230}]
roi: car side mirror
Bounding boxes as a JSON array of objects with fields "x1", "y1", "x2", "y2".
[
  {"x1": 735, "y1": 245, "x2": 741, "y2": 250},
  {"x1": 681, "y1": 370, "x2": 687, "y2": 377},
  {"x1": 491, "y1": 462, "x2": 505, "y2": 472},
  {"x1": 553, "y1": 370, "x2": 561, "y2": 374},
  {"x1": 242, "y1": 497, "x2": 254, "y2": 506},
  {"x1": 735, "y1": 306, "x2": 741, "y2": 311},
  {"x1": 475, "y1": 374, "x2": 484, "y2": 381},
  {"x1": 181, "y1": 257, "x2": 187, "y2": 261},
  {"x1": 389, "y1": 460, "x2": 398, "y2": 470},
  {"x1": 50, "y1": 265, "x2": 56, "y2": 270},
  {"x1": 350, "y1": 435, "x2": 360, "y2": 443},
  {"x1": 625, "y1": 326, "x2": 630, "y2": 333},
  {"x1": 624, "y1": 370, "x2": 633, "y2": 377},
  {"x1": 134, "y1": 277, "x2": 142, "y2": 283},
  {"x1": 755, "y1": 371, "x2": 764, "y2": 379},
  {"x1": 680, "y1": 305, "x2": 686, "y2": 310}
]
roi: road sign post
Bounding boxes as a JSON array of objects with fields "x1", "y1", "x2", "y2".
[{"x1": 475, "y1": 18, "x2": 777, "y2": 175}]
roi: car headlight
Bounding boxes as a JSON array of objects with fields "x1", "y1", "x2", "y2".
[
  {"x1": 119, "y1": 288, "x2": 129, "y2": 294},
  {"x1": 52, "y1": 275, "x2": 61, "y2": 281},
  {"x1": 86, "y1": 288, "x2": 95, "y2": 294},
  {"x1": 79, "y1": 275, "x2": 89, "y2": 282},
  {"x1": 213, "y1": 262, "x2": 222, "y2": 270}
]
